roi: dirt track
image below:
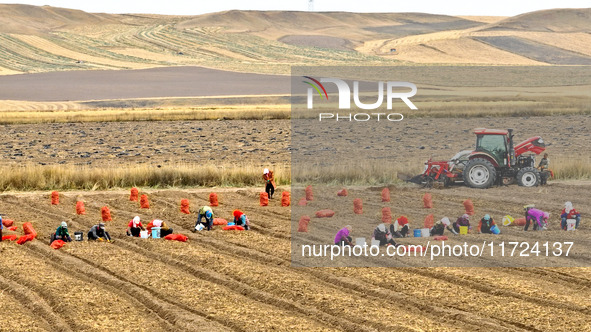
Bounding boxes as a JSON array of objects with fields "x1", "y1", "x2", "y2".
[{"x1": 1, "y1": 187, "x2": 589, "y2": 331}]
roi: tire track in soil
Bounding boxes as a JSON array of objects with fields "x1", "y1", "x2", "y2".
[
  {"x1": 17, "y1": 198, "x2": 348, "y2": 332},
  {"x1": 79, "y1": 196, "x2": 419, "y2": 331},
  {"x1": 100, "y1": 199, "x2": 531, "y2": 332},
  {"x1": 11, "y1": 194, "x2": 546, "y2": 331},
  {"x1": 17, "y1": 246, "x2": 175, "y2": 331},
  {"x1": 0, "y1": 273, "x2": 73, "y2": 332},
  {"x1": 406, "y1": 268, "x2": 590, "y2": 315},
  {"x1": 101, "y1": 197, "x2": 541, "y2": 331},
  {"x1": 2, "y1": 198, "x2": 232, "y2": 332},
  {"x1": 23, "y1": 242, "x2": 232, "y2": 332},
  {"x1": 112, "y1": 240, "x2": 376, "y2": 332}
]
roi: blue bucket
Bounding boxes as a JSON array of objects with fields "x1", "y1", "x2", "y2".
[
  {"x1": 413, "y1": 229, "x2": 422, "y2": 237},
  {"x1": 151, "y1": 227, "x2": 161, "y2": 239},
  {"x1": 491, "y1": 225, "x2": 500, "y2": 235}
]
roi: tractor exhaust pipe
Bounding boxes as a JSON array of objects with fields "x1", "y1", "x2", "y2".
[{"x1": 508, "y1": 128, "x2": 515, "y2": 166}]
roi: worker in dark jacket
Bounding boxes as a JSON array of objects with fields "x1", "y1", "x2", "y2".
[
  {"x1": 431, "y1": 217, "x2": 457, "y2": 236},
  {"x1": 372, "y1": 223, "x2": 397, "y2": 246},
  {"x1": 477, "y1": 214, "x2": 498, "y2": 234},
  {"x1": 88, "y1": 223, "x2": 111, "y2": 242},
  {"x1": 51, "y1": 221, "x2": 72, "y2": 243}
]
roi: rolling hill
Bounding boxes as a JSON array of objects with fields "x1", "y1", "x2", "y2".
[{"x1": 0, "y1": 5, "x2": 589, "y2": 76}]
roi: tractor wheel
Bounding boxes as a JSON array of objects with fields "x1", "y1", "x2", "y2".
[
  {"x1": 463, "y1": 158, "x2": 497, "y2": 189},
  {"x1": 516, "y1": 167, "x2": 540, "y2": 187}
]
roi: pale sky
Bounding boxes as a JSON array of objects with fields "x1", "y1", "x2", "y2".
[{"x1": 0, "y1": 0, "x2": 589, "y2": 16}]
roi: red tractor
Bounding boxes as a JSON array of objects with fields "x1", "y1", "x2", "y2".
[{"x1": 410, "y1": 128, "x2": 547, "y2": 189}]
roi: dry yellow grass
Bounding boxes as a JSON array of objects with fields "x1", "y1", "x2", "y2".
[
  {"x1": 0, "y1": 105, "x2": 290, "y2": 124},
  {"x1": 0, "y1": 163, "x2": 290, "y2": 191}
]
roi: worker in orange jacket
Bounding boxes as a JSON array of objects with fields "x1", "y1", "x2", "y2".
[{"x1": 263, "y1": 168, "x2": 276, "y2": 199}]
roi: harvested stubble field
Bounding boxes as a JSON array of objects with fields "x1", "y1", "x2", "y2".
[{"x1": 0, "y1": 186, "x2": 589, "y2": 331}]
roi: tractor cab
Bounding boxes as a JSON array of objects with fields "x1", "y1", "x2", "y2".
[{"x1": 473, "y1": 129, "x2": 510, "y2": 167}]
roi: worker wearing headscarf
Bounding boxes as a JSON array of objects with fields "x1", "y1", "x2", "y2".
[
  {"x1": 453, "y1": 214, "x2": 471, "y2": 234},
  {"x1": 262, "y1": 168, "x2": 276, "y2": 199},
  {"x1": 193, "y1": 206, "x2": 214, "y2": 232},
  {"x1": 524, "y1": 205, "x2": 549, "y2": 231},
  {"x1": 390, "y1": 216, "x2": 409, "y2": 238},
  {"x1": 88, "y1": 223, "x2": 111, "y2": 242},
  {"x1": 477, "y1": 214, "x2": 498, "y2": 234},
  {"x1": 561, "y1": 201, "x2": 581, "y2": 230},
  {"x1": 127, "y1": 216, "x2": 145, "y2": 237},
  {"x1": 334, "y1": 225, "x2": 352, "y2": 246},
  {"x1": 233, "y1": 210, "x2": 250, "y2": 230},
  {"x1": 373, "y1": 223, "x2": 397, "y2": 246},
  {"x1": 431, "y1": 217, "x2": 457, "y2": 236}
]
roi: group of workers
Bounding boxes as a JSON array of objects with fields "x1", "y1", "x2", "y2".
[
  {"x1": 41, "y1": 167, "x2": 277, "y2": 245},
  {"x1": 334, "y1": 201, "x2": 583, "y2": 247},
  {"x1": 191, "y1": 207, "x2": 250, "y2": 232},
  {"x1": 50, "y1": 221, "x2": 112, "y2": 243},
  {"x1": 48, "y1": 208, "x2": 251, "y2": 244}
]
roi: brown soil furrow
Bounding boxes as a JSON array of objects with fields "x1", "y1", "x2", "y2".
[
  {"x1": 0, "y1": 273, "x2": 73, "y2": 332},
  {"x1": 407, "y1": 268, "x2": 590, "y2": 314},
  {"x1": 16, "y1": 199, "x2": 344, "y2": 331},
  {"x1": 23, "y1": 242, "x2": 231, "y2": 332},
  {"x1": 114, "y1": 239, "x2": 375, "y2": 332},
  {"x1": 82, "y1": 196, "x2": 554, "y2": 330}
]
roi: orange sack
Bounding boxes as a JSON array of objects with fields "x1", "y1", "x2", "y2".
[
  {"x1": 353, "y1": 198, "x2": 363, "y2": 214},
  {"x1": 298, "y1": 216, "x2": 310, "y2": 232},
  {"x1": 297, "y1": 198, "x2": 307, "y2": 206},
  {"x1": 382, "y1": 207, "x2": 392, "y2": 224},
  {"x1": 140, "y1": 195, "x2": 150, "y2": 209},
  {"x1": 209, "y1": 193, "x2": 219, "y2": 207},
  {"x1": 76, "y1": 201, "x2": 86, "y2": 215},
  {"x1": 260, "y1": 192, "x2": 269, "y2": 207},
  {"x1": 281, "y1": 191, "x2": 291, "y2": 207},
  {"x1": 305, "y1": 185, "x2": 313, "y2": 201},
  {"x1": 17, "y1": 234, "x2": 35, "y2": 245},
  {"x1": 180, "y1": 199, "x2": 190, "y2": 214},
  {"x1": 223, "y1": 225, "x2": 245, "y2": 231},
  {"x1": 130, "y1": 187, "x2": 139, "y2": 201},
  {"x1": 2, "y1": 235, "x2": 17, "y2": 241},
  {"x1": 423, "y1": 193, "x2": 433, "y2": 209},
  {"x1": 513, "y1": 217, "x2": 526, "y2": 226},
  {"x1": 101, "y1": 206, "x2": 112, "y2": 222},
  {"x1": 424, "y1": 214, "x2": 434, "y2": 229},
  {"x1": 51, "y1": 191, "x2": 59, "y2": 205},
  {"x1": 7, "y1": 226, "x2": 18, "y2": 231},
  {"x1": 2, "y1": 219, "x2": 14, "y2": 227},
  {"x1": 463, "y1": 199, "x2": 475, "y2": 215},
  {"x1": 434, "y1": 236, "x2": 448, "y2": 241},
  {"x1": 337, "y1": 189, "x2": 348, "y2": 197},
  {"x1": 164, "y1": 234, "x2": 188, "y2": 242},
  {"x1": 22, "y1": 222, "x2": 37, "y2": 238},
  {"x1": 315, "y1": 210, "x2": 335, "y2": 218},
  {"x1": 381, "y1": 188, "x2": 390, "y2": 202},
  {"x1": 213, "y1": 218, "x2": 228, "y2": 226},
  {"x1": 50, "y1": 240, "x2": 66, "y2": 250}
]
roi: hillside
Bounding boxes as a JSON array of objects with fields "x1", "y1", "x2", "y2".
[{"x1": 0, "y1": 5, "x2": 589, "y2": 76}]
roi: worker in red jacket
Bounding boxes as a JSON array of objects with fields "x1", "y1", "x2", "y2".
[{"x1": 561, "y1": 201, "x2": 581, "y2": 230}]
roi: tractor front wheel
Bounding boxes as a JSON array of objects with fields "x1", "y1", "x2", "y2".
[
  {"x1": 463, "y1": 158, "x2": 497, "y2": 189},
  {"x1": 516, "y1": 167, "x2": 540, "y2": 187}
]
